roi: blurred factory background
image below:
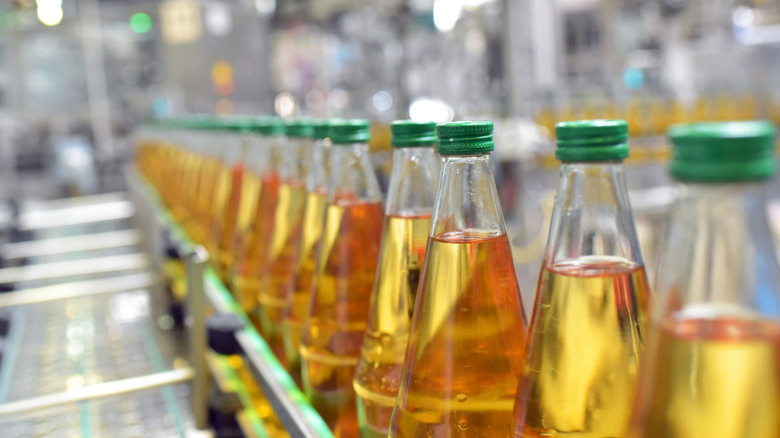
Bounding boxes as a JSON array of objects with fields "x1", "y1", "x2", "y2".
[
  {"x1": 0, "y1": 0, "x2": 778, "y2": 289},
  {"x1": 0, "y1": 2, "x2": 775, "y2": 436},
  {"x1": 1, "y1": 0, "x2": 779, "y2": 194}
]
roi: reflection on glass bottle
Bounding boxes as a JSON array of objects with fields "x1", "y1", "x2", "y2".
[
  {"x1": 300, "y1": 119, "x2": 384, "y2": 437},
  {"x1": 283, "y1": 119, "x2": 333, "y2": 380},
  {"x1": 390, "y1": 122, "x2": 528, "y2": 438},
  {"x1": 627, "y1": 121, "x2": 780, "y2": 438},
  {"x1": 232, "y1": 118, "x2": 285, "y2": 330},
  {"x1": 258, "y1": 119, "x2": 315, "y2": 363},
  {"x1": 514, "y1": 120, "x2": 651, "y2": 438},
  {"x1": 353, "y1": 121, "x2": 439, "y2": 438}
]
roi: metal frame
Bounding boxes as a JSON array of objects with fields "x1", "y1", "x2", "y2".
[
  {"x1": 0, "y1": 253, "x2": 150, "y2": 285},
  {"x1": 185, "y1": 246, "x2": 210, "y2": 431},
  {"x1": 0, "y1": 368, "x2": 195, "y2": 419},
  {"x1": 1, "y1": 230, "x2": 141, "y2": 260},
  {"x1": 0, "y1": 272, "x2": 160, "y2": 307}
]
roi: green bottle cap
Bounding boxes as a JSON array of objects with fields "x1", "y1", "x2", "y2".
[
  {"x1": 329, "y1": 119, "x2": 371, "y2": 144},
  {"x1": 555, "y1": 120, "x2": 629, "y2": 162},
  {"x1": 436, "y1": 121, "x2": 494, "y2": 155},
  {"x1": 221, "y1": 115, "x2": 254, "y2": 132},
  {"x1": 285, "y1": 119, "x2": 314, "y2": 138},
  {"x1": 250, "y1": 116, "x2": 285, "y2": 136},
  {"x1": 669, "y1": 121, "x2": 777, "y2": 182},
  {"x1": 391, "y1": 120, "x2": 437, "y2": 148},
  {"x1": 312, "y1": 119, "x2": 330, "y2": 140}
]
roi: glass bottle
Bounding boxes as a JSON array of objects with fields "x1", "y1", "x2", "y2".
[
  {"x1": 513, "y1": 120, "x2": 652, "y2": 438},
  {"x1": 231, "y1": 117, "x2": 285, "y2": 328},
  {"x1": 353, "y1": 121, "x2": 439, "y2": 438},
  {"x1": 627, "y1": 121, "x2": 780, "y2": 438},
  {"x1": 258, "y1": 119, "x2": 315, "y2": 362},
  {"x1": 389, "y1": 121, "x2": 528, "y2": 438},
  {"x1": 300, "y1": 119, "x2": 384, "y2": 438},
  {"x1": 210, "y1": 117, "x2": 250, "y2": 283},
  {"x1": 283, "y1": 119, "x2": 333, "y2": 379}
]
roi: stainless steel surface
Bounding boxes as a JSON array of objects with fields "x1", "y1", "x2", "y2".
[
  {"x1": 0, "y1": 192, "x2": 196, "y2": 437},
  {"x1": 2, "y1": 230, "x2": 141, "y2": 260},
  {"x1": 185, "y1": 246, "x2": 210, "y2": 431},
  {"x1": 0, "y1": 253, "x2": 150, "y2": 284},
  {"x1": 0, "y1": 272, "x2": 160, "y2": 307},
  {"x1": 0, "y1": 368, "x2": 195, "y2": 418},
  {"x1": 21, "y1": 193, "x2": 129, "y2": 213},
  {"x1": 18, "y1": 200, "x2": 135, "y2": 230}
]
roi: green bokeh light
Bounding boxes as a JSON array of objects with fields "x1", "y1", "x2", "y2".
[{"x1": 130, "y1": 12, "x2": 152, "y2": 34}]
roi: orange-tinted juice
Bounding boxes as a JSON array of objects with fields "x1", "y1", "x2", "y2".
[
  {"x1": 212, "y1": 164, "x2": 246, "y2": 282},
  {"x1": 233, "y1": 172, "x2": 280, "y2": 328},
  {"x1": 283, "y1": 189, "x2": 329, "y2": 376},
  {"x1": 390, "y1": 232, "x2": 527, "y2": 438},
  {"x1": 515, "y1": 257, "x2": 651, "y2": 438},
  {"x1": 258, "y1": 179, "x2": 308, "y2": 360},
  {"x1": 300, "y1": 199, "x2": 384, "y2": 438}
]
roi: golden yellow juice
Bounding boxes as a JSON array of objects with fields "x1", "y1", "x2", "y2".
[
  {"x1": 300, "y1": 199, "x2": 384, "y2": 438},
  {"x1": 353, "y1": 214, "x2": 431, "y2": 438},
  {"x1": 627, "y1": 317, "x2": 780, "y2": 438},
  {"x1": 282, "y1": 189, "x2": 329, "y2": 376},
  {"x1": 515, "y1": 256, "x2": 651, "y2": 438},
  {"x1": 258, "y1": 179, "x2": 308, "y2": 360}
]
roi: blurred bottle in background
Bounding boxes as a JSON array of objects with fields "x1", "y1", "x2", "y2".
[
  {"x1": 353, "y1": 121, "x2": 439, "y2": 438},
  {"x1": 258, "y1": 119, "x2": 315, "y2": 363},
  {"x1": 627, "y1": 122, "x2": 780, "y2": 438},
  {"x1": 300, "y1": 119, "x2": 384, "y2": 437},
  {"x1": 283, "y1": 119, "x2": 333, "y2": 381}
]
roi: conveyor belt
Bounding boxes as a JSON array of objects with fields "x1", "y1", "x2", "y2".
[{"x1": 0, "y1": 194, "x2": 196, "y2": 437}]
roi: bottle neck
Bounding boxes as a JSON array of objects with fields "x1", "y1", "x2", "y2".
[
  {"x1": 545, "y1": 161, "x2": 643, "y2": 265},
  {"x1": 329, "y1": 142, "x2": 383, "y2": 204},
  {"x1": 655, "y1": 180, "x2": 780, "y2": 320},
  {"x1": 307, "y1": 138, "x2": 332, "y2": 193},
  {"x1": 385, "y1": 146, "x2": 439, "y2": 217},
  {"x1": 281, "y1": 137, "x2": 314, "y2": 183},
  {"x1": 431, "y1": 154, "x2": 505, "y2": 238},
  {"x1": 248, "y1": 134, "x2": 283, "y2": 176}
]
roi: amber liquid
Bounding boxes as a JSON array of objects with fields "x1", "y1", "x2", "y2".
[
  {"x1": 233, "y1": 172, "x2": 280, "y2": 326},
  {"x1": 515, "y1": 257, "x2": 651, "y2": 438},
  {"x1": 258, "y1": 180, "x2": 308, "y2": 360},
  {"x1": 300, "y1": 199, "x2": 384, "y2": 438},
  {"x1": 627, "y1": 316, "x2": 780, "y2": 438},
  {"x1": 390, "y1": 232, "x2": 528, "y2": 438},
  {"x1": 212, "y1": 164, "x2": 245, "y2": 282},
  {"x1": 353, "y1": 214, "x2": 431, "y2": 438},
  {"x1": 283, "y1": 189, "x2": 329, "y2": 375}
]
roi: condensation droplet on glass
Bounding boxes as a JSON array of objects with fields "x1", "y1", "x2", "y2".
[{"x1": 456, "y1": 393, "x2": 467, "y2": 402}]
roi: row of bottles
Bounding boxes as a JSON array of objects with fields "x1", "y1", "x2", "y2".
[
  {"x1": 535, "y1": 94, "x2": 780, "y2": 138},
  {"x1": 135, "y1": 115, "x2": 780, "y2": 438}
]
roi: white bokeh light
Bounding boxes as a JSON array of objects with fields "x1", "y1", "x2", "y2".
[{"x1": 433, "y1": 0, "x2": 461, "y2": 32}]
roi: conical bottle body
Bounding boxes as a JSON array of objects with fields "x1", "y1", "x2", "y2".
[
  {"x1": 301, "y1": 121, "x2": 384, "y2": 438},
  {"x1": 390, "y1": 122, "x2": 528, "y2": 438},
  {"x1": 514, "y1": 120, "x2": 651, "y2": 438},
  {"x1": 258, "y1": 121, "x2": 315, "y2": 362},
  {"x1": 354, "y1": 122, "x2": 439, "y2": 438},
  {"x1": 627, "y1": 122, "x2": 780, "y2": 438},
  {"x1": 282, "y1": 126, "x2": 332, "y2": 377}
]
